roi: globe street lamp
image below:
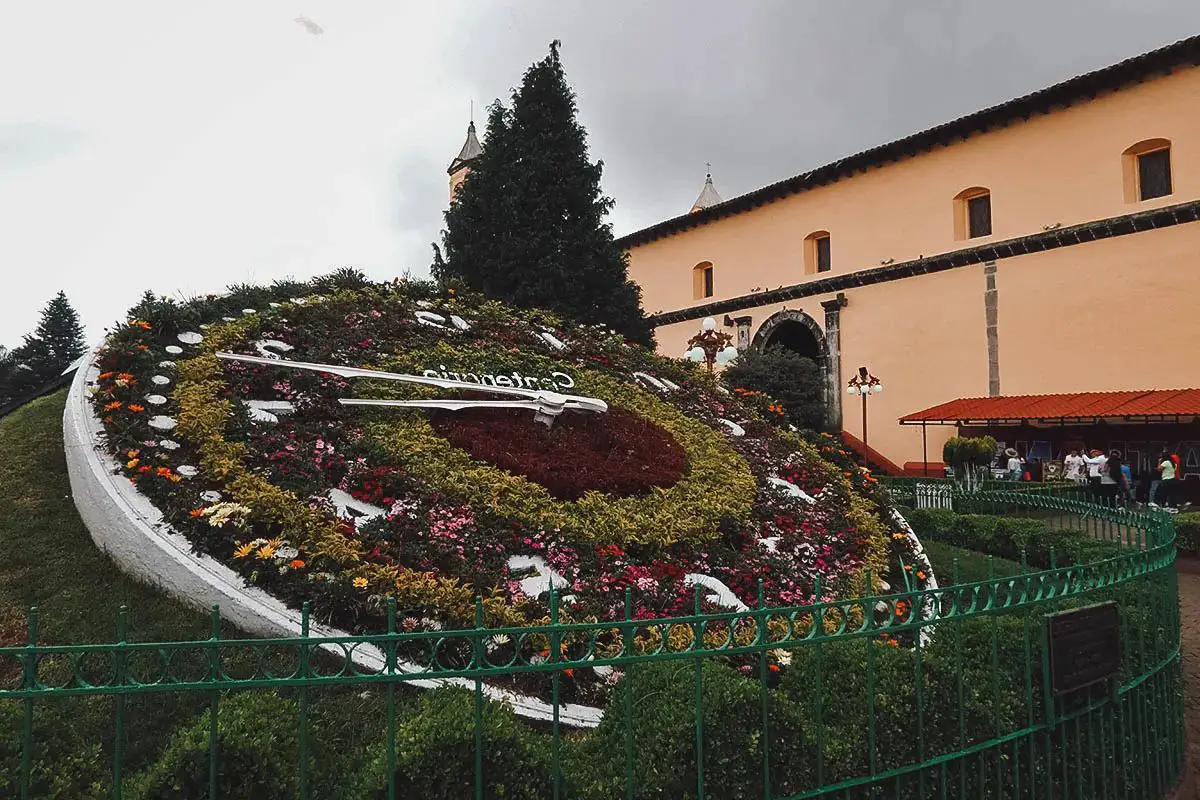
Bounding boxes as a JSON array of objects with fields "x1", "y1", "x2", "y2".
[
  {"x1": 846, "y1": 366, "x2": 883, "y2": 466},
  {"x1": 684, "y1": 317, "x2": 739, "y2": 374}
]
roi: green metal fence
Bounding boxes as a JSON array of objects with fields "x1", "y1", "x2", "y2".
[{"x1": 0, "y1": 490, "x2": 1183, "y2": 799}]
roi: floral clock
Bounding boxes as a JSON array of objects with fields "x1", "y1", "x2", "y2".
[{"x1": 78, "y1": 274, "x2": 934, "y2": 712}]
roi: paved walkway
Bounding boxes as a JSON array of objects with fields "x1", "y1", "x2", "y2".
[{"x1": 1166, "y1": 568, "x2": 1200, "y2": 799}]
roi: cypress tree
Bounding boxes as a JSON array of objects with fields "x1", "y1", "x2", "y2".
[
  {"x1": 433, "y1": 41, "x2": 654, "y2": 346},
  {"x1": 9, "y1": 291, "x2": 86, "y2": 394}
]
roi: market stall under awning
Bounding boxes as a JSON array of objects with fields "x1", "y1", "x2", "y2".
[{"x1": 898, "y1": 388, "x2": 1200, "y2": 481}]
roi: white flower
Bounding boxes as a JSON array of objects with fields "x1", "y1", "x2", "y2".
[
  {"x1": 202, "y1": 502, "x2": 252, "y2": 529},
  {"x1": 770, "y1": 648, "x2": 793, "y2": 667},
  {"x1": 486, "y1": 633, "x2": 511, "y2": 652},
  {"x1": 274, "y1": 546, "x2": 299, "y2": 562}
]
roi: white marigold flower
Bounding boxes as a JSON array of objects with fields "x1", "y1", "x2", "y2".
[
  {"x1": 486, "y1": 633, "x2": 511, "y2": 652},
  {"x1": 770, "y1": 648, "x2": 793, "y2": 667}
]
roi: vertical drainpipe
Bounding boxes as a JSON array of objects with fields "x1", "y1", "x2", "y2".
[{"x1": 984, "y1": 261, "x2": 1001, "y2": 397}]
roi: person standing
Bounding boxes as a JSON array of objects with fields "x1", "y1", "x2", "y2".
[
  {"x1": 1083, "y1": 449, "x2": 1108, "y2": 499},
  {"x1": 1158, "y1": 451, "x2": 1178, "y2": 511},
  {"x1": 1149, "y1": 449, "x2": 1169, "y2": 507},
  {"x1": 1005, "y1": 448, "x2": 1022, "y2": 481},
  {"x1": 1100, "y1": 450, "x2": 1123, "y2": 506},
  {"x1": 1064, "y1": 449, "x2": 1086, "y2": 484}
]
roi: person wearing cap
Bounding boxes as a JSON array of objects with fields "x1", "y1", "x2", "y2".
[
  {"x1": 1005, "y1": 448, "x2": 1022, "y2": 481},
  {"x1": 1082, "y1": 448, "x2": 1108, "y2": 496}
]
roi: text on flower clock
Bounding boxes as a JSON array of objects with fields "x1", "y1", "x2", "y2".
[{"x1": 420, "y1": 366, "x2": 575, "y2": 391}]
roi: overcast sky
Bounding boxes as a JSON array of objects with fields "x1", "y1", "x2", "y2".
[{"x1": 3, "y1": 1, "x2": 1199, "y2": 346}]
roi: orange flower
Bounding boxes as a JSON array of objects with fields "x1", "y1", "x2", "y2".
[
  {"x1": 168, "y1": 474, "x2": 182, "y2": 483},
  {"x1": 903, "y1": 564, "x2": 913, "y2": 572},
  {"x1": 136, "y1": 345, "x2": 149, "y2": 351},
  {"x1": 97, "y1": 371, "x2": 114, "y2": 380},
  {"x1": 126, "y1": 449, "x2": 140, "y2": 459},
  {"x1": 768, "y1": 663, "x2": 780, "y2": 673},
  {"x1": 131, "y1": 320, "x2": 152, "y2": 330},
  {"x1": 290, "y1": 559, "x2": 306, "y2": 569},
  {"x1": 137, "y1": 465, "x2": 152, "y2": 473},
  {"x1": 116, "y1": 373, "x2": 135, "y2": 383},
  {"x1": 352, "y1": 576, "x2": 369, "y2": 589},
  {"x1": 127, "y1": 404, "x2": 145, "y2": 413},
  {"x1": 916, "y1": 570, "x2": 927, "y2": 581},
  {"x1": 103, "y1": 401, "x2": 123, "y2": 411},
  {"x1": 156, "y1": 466, "x2": 172, "y2": 478},
  {"x1": 126, "y1": 458, "x2": 139, "y2": 469},
  {"x1": 189, "y1": 508, "x2": 205, "y2": 518},
  {"x1": 233, "y1": 542, "x2": 255, "y2": 559}
]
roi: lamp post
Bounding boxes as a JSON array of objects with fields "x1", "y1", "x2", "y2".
[
  {"x1": 684, "y1": 317, "x2": 739, "y2": 374},
  {"x1": 846, "y1": 366, "x2": 883, "y2": 465}
]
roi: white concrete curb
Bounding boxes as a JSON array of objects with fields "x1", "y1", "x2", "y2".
[{"x1": 62, "y1": 350, "x2": 603, "y2": 727}]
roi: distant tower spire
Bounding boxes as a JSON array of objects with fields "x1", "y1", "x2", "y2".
[
  {"x1": 690, "y1": 163, "x2": 722, "y2": 213},
  {"x1": 448, "y1": 112, "x2": 483, "y2": 200}
]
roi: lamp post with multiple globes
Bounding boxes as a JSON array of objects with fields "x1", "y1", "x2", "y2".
[
  {"x1": 846, "y1": 366, "x2": 883, "y2": 466},
  {"x1": 684, "y1": 317, "x2": 739, "y2": 374}
]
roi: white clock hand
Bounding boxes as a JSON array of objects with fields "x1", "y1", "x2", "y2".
[
  {"x1": 214, "y1": 352, "x2": 608, "y2": 413},
  {"x1": 340, "y1": 398, "x2": 603, "y2": 413}
]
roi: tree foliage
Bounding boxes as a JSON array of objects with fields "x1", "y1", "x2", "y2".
[
  {"x1": 0, "y1": 291, "x2": 86, "y2": 403},
  {"x1": 433, "y1": 41, "x2": 653, "y2": 346},
  {"x1": 722, "y1": 344, "x2": 827, "y2": 430}
]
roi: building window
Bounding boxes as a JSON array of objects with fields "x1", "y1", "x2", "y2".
[
  {"x1": 692, "y1": 262, "x2": 714, "y2": 300},
  {"x1": 953, "y1": 187, "x2": 991, "y2": 240},
  {"x1": 804, "y1": 231, "x2": 831, "y2": 275},
  {"x1": 967, "y1": 194, "x2": 992, "y2": 238},
  {"x1": 1137, "y1": 148, "x2": 1172, "y2": 200},
  {"x1": 1123, "y1": 139, "x2": 1172, "y2": 203}
]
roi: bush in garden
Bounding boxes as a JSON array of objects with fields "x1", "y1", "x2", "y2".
[
  {"x1": 905, "y1": 508, "x2": 1121, "y2": 569},
  {"x1": 0, "y1": 700, "x2": 106, "y2": 799},
  {"x1": 722, "y1": 344, "x2": 827, "y2": 431},
  {"x1": 575, "y1": 660, "x2": 811, "y2": 799},
  {"x1": 1175, "y1": 512, "x2": 1200, "y2": 555},
  {"x1": 353, "y1": 687, "x2": 550, "y2": 800},
  {"x1": 128, "y1": 692, "x2": 305, "y2": 800}
]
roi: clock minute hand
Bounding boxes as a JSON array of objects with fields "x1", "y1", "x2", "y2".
[
  {"x1": 214, "y1": 352, "x2": 608, "y2": 413},
  {"x1": 339, "y1": 398, "x2": 604, "y2": 413}
]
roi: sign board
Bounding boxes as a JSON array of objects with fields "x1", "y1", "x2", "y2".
[{"x1": 1046, "y1": 602, "x2": 1120, "y2": 695}]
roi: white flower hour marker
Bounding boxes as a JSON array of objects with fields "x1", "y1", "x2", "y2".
[
  {"x1": 149, "y1": 416, "x2": 177, "y2": 431},
  {"x1": 165, "y1": 346, "x2": 184, "y2": 355},
  {"x1": 177, "y1": 332, "x2": 203, "y2": 345}
]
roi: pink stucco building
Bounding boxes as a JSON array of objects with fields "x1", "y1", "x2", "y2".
[{"x1": 619, "y1": 36, "x2": 1200, "y2": 483}]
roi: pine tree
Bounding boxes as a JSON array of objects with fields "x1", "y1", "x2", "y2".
[
  {"x1": 433, "y1": 41, "x2": 654, "y2": 346},
  {"x1": 723, "y1": 345, "x2": 828, "y2": 431},
  {"x1": 9, "y1": 291, "x2": 86, "y2": 394},
  {"x1": 0, "y1": 346, "x2": 15, "y2": 406}
]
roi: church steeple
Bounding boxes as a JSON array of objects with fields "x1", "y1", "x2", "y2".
[
  {"x1": 690, "y1": 165, "x2": 722, "y2": 213},
  {"x1": 448, "y1": 118, "x2": 482, "y2": 199}
]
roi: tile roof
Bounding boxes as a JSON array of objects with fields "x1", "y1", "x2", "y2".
[
  {"x1": 617, "y1": 34, "x2": 1200, "y2": 249},
  {"x1": 899, "y1": 389, "x2": 1200, "y2": 425}
]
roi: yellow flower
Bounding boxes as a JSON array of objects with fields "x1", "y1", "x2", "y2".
[
  {"x1": 256, "y1": 544, "x2": 277, "y2": 560},
  {"x1": 353, "y1": 577, "x2": 369, "y2": 589},
  {"x1": 233, "y1": 543, "x2": 255, "y2": 559},
  {"x1": 126, "y1": 458, "x2": 140, "y2": 469}
]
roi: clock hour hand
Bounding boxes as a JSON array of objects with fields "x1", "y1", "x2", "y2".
[{"x1": 215, "y1": 352, "x2": 608, "y2": 424}]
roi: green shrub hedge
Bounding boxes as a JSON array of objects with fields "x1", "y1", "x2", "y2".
[
  {"x1": 1175, "y1": 513, "x2": 1200, "y2": 555},
  {"x1": 906, "y1": 508, "x2": 1122, "y2": 570},
  {"x1": 352, "y1": 687, "x2": 550, "y2": 800},
  {"x1": 0, "y1": 699, "x2": 105, "y2": 799},
  {"x1": 128, "y1": 692, "x2": 304, "y2": 800}
]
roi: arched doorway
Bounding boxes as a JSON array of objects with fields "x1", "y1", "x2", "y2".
[
  {"x1": 752, "y1": 310, "x2": 828, "y2": 372},
  {"x1": 750, "y1": 310, "x2": 835, "y2": 429}
]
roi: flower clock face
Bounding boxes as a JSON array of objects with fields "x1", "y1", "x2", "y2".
[{"x1": 91, "y1": 278, "x2": 930, "y2": 700}]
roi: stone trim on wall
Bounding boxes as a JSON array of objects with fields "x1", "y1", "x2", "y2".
[{"x1": 646, "y1": 199, "x2": 1200, "y2": 326}]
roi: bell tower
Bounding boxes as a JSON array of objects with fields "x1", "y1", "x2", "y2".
[{"x1": 448, "y1": 119, "x2": 482, "y2": 200}]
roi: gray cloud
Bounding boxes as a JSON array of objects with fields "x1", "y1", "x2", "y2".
[{"x1": 442, "y1": 1, "x2": 1200, "y2": 234}]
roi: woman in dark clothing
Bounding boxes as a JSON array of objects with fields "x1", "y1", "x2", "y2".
[{"x1": 1103, "y1": 450, "x2": 1125, "y2": 507}]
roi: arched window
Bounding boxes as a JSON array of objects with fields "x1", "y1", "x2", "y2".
[
  {"x1": 692, "y1": 261, "x2": 714, "y2": 300},
  {"x1": 953, "y1": 187, "x2": 991, "y2": 240},
  {"x1": 803, "y1": 231, "x2": 831, "y2": 275},
  {"x1": 1123, "y1": 138, "x2": 1172, "y2": 202}
]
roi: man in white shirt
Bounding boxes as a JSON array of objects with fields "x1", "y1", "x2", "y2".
[
  {"x1": 1063, "y1": 450, "x2": 1086, "y2": 483},
  {"x1": 1082, "y1": 449, "x2": 1107, "y2": 495}
]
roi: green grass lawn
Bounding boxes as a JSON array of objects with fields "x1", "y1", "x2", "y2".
[
  {"x1": 921, "y1": 539, "x2": 1025, "y2": 585},
  {"x1": 0, "y1": 391, "x2": 390, "y2": 794}
]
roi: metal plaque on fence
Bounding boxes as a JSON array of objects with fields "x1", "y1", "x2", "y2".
[{"x1": 1046, "y1": 601, "x2": 1120, "y2": 695}]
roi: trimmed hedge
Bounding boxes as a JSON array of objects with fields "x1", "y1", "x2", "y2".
[
  {"x1": 1175, "y1": 513, "x2": 1200, "y2": 555},
  {"x1": 905, "y1": 508, "x2": 1122, "y2": 570},
  {"x1": 128, "y1": 692, "x2": 304, "y2": 800},
  {"x1": 0, "y1": 699, "x2": 105, "y2": 799},
  {"x1": 353, "y1": 687, "x2": 551, "y2": 800}
]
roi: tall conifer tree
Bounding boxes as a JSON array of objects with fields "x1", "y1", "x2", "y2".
[
  {"x1": 9, "y1": 291, "x2": 86, "y2": 394},
  {"x1": 434, "y1": 41, "x2": 654, "y2": 345}
]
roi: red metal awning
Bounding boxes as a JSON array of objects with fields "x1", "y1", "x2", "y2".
[{"x1": 899, "y1": 389, "x2": 1200, "y2": 426}]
